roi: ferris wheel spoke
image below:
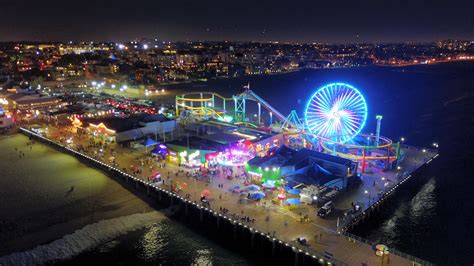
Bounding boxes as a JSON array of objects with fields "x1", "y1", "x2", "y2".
[{"x1": 305, "y1": 83, "x2": 367, "y2": 143}]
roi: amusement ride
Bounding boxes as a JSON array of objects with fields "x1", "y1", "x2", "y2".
[{"x1": 174, "y1": 82, "x2": 402, "y2": 173}]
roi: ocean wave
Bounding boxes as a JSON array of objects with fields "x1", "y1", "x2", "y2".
[
  {"x1": 0, "y1": 212, "x2": 163, "y2": 266},
  {"x1": 410, "y1": 178, "x2": 436, "y2": 215}
]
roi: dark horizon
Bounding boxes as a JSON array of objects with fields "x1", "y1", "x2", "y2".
[
  {"x1": 1, "y1": 0, "x2": 472, "y2": 43},
  {"x1": 0, "y1": 39, "x2": 468, "y2": 45}
]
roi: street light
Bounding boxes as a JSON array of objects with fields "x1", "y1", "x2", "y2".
[{"x1": 400, "y1": 137, "x2": 405, "y2": 142}]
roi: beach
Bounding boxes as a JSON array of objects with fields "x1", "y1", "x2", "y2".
[{"x1": 0, "y1": 134, "x2": 157, "y2": 257}]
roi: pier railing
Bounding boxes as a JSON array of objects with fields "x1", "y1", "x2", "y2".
[
  {"x1": 19, "y1": 127, "x2": 346, "y2": 266},
  {"x1": 342, "y1": 231, "x2": 434, "y2": 265},
  {"x1": 341, "y1": 146, "x2": 438, "y2": 232},
  {"x1": 20, "y1": 126, "x2": 436, "y2": 266}
]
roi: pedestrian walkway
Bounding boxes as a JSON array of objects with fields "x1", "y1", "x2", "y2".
[{"x1": 38, "y1": 124, "x2": 435, "y2": 265}]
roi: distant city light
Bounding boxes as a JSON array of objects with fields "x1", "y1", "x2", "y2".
[{"x1": 143, "y1": 44, "x2": 149, "y2": 50}]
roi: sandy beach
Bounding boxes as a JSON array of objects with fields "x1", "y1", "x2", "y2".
[{"x1": 0, "y1": 134, "x2": 159, "y2": 257}]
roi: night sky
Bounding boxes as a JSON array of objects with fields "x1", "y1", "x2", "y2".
[{"x1": 1, "y1": 0, "x2": 472, "y2": 42}]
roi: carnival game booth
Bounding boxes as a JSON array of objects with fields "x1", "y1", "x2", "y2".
[
  {"x1": 151, "y1": 143, "x2": 169, "y2": 159},
  {"x1": 198, "y1": 131, "x2": 251, "y2": 166},
  {"x1": 189, "y1": 120, "x2": 284, "y2": 156},
  {"x1": 245, "y1": 157, "x2": 282, "y2": 186},
  {"x1": 165, "y1": 147, "x2": 210, "y2": 168},
  {"x1": 86, "y1": 121, "x2": 116, "y2": 143},
  {"x1": 165, "y1": 136, "x2": 217, "y2": 168},
  {"x1": 232, "y1": 127, "x2": 284, "y2": 156},
  {"x1": 244, "y1": 146, "x2": 297, "y2": 186}
]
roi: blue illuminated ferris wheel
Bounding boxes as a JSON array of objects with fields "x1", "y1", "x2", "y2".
[{"x1": 304, "y1": 83, "x2": 368, "y2": 143}]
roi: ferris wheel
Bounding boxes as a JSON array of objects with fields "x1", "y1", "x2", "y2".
[{"x1": 304, "y1": 83, "x2": 368, "y2": 143}]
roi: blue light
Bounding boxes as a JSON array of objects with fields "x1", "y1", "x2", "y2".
[{"x1": 304, "y1": 82, "x2": 368, "y2": 142}]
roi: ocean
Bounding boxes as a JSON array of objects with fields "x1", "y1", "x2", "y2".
[
  {"x1": 161, "y1": 62, "x2": 474, "y2": 265},
  {"x1": 0, "y1": 62, "x2": 472, "y2": 265}
]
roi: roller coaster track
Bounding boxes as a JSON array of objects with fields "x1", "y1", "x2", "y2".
[
  {"x1": 176, "y1": 92, "x2": 233, "y2": 101},
  {"x1": 176, "y1": 101, "x2": 225, "y2": 120},
  {"x1": 241, "y1": 90, "x2": 287, "y2": 121}
]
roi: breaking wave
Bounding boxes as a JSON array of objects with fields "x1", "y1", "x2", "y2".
[
  {"x1": 0, "y1": 212, "x2": 163, "y2": 266},
  {"x1": 410, "y1": 178, "x2": 436, "y2": 215}
]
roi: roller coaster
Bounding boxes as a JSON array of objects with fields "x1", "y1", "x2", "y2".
[{"x1": 175, "y1": 84, "x2": 401, "y2": 172}]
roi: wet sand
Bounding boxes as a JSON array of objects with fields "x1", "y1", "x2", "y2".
[{"x1": 0, "y1": 134, "x2": 156, "y2": 256}]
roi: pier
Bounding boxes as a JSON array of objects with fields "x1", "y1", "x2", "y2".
[{"x1": 20, "y1": 125, "x2": 438, "y2": 265}]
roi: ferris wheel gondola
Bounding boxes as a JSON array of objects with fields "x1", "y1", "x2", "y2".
[{"x1": 304, "y1": 83, "x2": 368, "y2": 143}]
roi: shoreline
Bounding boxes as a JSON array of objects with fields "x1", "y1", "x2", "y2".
[
  {"x1": 0, "y1": 211, "x2": 165, "y2": 265},
  {"x1": 0, "y1": 134, "x2": 157, "y2": 257}
]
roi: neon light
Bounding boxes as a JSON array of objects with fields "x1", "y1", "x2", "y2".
[
  {"x1": 248, "y1": 171, "x2": 262, "y2": 177},
  {"x1": 304, "y1": 82, "x2": 367, "y2": 143},
  {"x1": 89, "y1": 122, "x2": 115, "y2": 134},
  {"x1": 189, "y1": 150, "x2": 200, "y2": 160},
  {"x1": 217, "y1": 115, "x2": 233, "y2": 123},
  {"x1": 231, "y1": 131, "x2": 257, "y2": 140}
]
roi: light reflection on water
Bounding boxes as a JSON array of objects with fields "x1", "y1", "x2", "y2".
[{"x1": 68, "y1": 220, "x2": 252, "y2": 265}]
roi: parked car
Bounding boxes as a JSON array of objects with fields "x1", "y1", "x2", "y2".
[{"x1": 317, "y1": 201, "x2": 335, "y2": 218}]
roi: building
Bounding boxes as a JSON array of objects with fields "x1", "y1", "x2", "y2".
[
  {"x1": 6, "y1": 93, "x2": 62, "y2": 111},
  {"x1": 0, "y1": 106, "x2": 14, "y2": 131},
  {"x1": 82, "y1": 114, "x2": 176, "y2": 144},
  {"x1": 245, "y1": 145, "x2": 297, "y2": 184},
  {"x1": 281, "y1": 148, "x2": 359, "y2": 190}
]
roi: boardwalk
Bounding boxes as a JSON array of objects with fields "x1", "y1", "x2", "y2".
[{"x1": 27, "y1": 124, "x2": 436, "y2": 265}]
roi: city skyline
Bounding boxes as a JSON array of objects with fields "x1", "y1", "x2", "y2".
[
  {"x1": 0, "y1": 1, "x2": 472, "y2": 265},
  {"x1": 1, "y1": 0, "x2": 472, "y2": 43}
]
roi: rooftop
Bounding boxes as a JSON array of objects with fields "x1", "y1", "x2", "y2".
[{"x1": 283, "y1": 148, "x2": 353, "y2": 167}]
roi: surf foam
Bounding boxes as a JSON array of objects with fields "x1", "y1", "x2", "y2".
[{"x1": 0, "y1": 211, "x2": 163, "y2": 265}]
